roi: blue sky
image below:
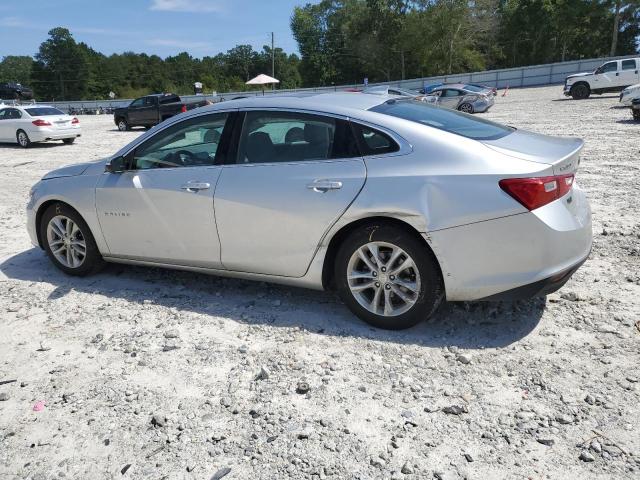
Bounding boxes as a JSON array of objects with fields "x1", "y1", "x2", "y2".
[{"x1": 0, "y1": 0, "x2": 312, "y2": 58}]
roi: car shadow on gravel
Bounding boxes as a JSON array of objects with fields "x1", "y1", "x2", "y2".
[
  {"x1": 1, "y1": 248, "x2": 545, "y2": 349},
  {"x1": 0, "y1": 142, "x2": 65, "y2": 149}
]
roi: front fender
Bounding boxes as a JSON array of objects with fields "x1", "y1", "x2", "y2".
[{"x1": 29, "y1": 175, "x2": 108, "y2": 254}]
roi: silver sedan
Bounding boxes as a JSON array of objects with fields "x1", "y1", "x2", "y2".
[
  {"x1": 425, "y1": 84, "x2": 495, "y2": 113},
  {"x1": 27, "y1": 93, "x2": 591, "y2": 329}
]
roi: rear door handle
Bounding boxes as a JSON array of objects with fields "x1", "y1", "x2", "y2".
[
  {"x1": 180, "y1": 181, "x2": 210, "y2": 192},
  {"x1": 306, "y1": 179, "x2": 343, "y2": 192}
]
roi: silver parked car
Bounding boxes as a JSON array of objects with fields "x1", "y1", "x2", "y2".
[
  {"x1": 425, "y1": 84, "x2": 495, "y2": 113},
  {"x1": 27, "y1": 93, "x2": 591, "y2": 329},
  {"x1": 361, "y1": 86, "x2": 422, "y2": 98}
]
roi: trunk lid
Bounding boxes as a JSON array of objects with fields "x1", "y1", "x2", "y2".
[
  {"x1": 51, "y1": 116, "x2": 72, "y2": 129},
  {"x1": 482, "y1": 130, "x2": 583, "y2": 175}
]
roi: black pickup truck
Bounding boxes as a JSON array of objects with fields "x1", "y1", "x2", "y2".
[
  {"x1": 113, "y1": 93, "x2": 208, "y2": 131},
  {"x1": 0, "y1": 82, "x2": 34, "y2": 100}
]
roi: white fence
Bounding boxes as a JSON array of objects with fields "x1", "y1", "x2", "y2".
[{"x1": 4, "y1": 53, "x2": 636, "y2": 112}]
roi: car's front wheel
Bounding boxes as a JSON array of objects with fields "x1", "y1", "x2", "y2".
[
  {"x1": 335, "y1": 223, "x2": 443, "y2": 330},
  {"x1": 40, "y1": 203, "x2": 104, "y2": 276},
  {"x1": 117, "y1": 118, "x2": 130, "y2": 131},
  {"x1": 570, "y1": 83, "x2": 590, "y2": 100},
  {"x1": 16, "y1": 130, "x2": 31, "y2": 148},
  {"x1": 62, "y1": 138, "x2": 75, "y2": 145}
]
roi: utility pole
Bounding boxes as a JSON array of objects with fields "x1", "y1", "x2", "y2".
[{"x1": 271, "y1": 32, "x2": 275, "y2": 91}]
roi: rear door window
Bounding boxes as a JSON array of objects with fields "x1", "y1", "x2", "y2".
[
  {"x1": 235, "y1": 111, "x2": 358, "y2": 164},
  {"x1": 622, "y1": 60, "x2": 637, "y2": 71}
]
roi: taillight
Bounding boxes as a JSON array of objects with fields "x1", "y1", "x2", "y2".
[
  {"x1": 71, "y1": 117, "x2": 79, "y2": 124},
  {"x1": 181, "y1": 105, "x2": 187, "y2": 113},
  {"x1": 499, "y1": 174, "x2": 574, "y2": 211},
  {"x1": 32, "y1": 119, "x2": 51, "y2": 127}
]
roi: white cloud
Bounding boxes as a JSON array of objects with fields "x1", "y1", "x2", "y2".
[
  {"x1": 0, "y1": 16, "x2": 30, "y2": 28},
  {"x1": 147, "y1": 38, "x2": 212, "y2": 50},
  {"x1": 149, "y1": 0, "x2": 222, "y2": 13}
]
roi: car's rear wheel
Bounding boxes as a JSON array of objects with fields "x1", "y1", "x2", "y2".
[
  {"x1": 633, "y1": 109, "x2": 640, "y2": 121},
  {"x1": 335, "y1": 223, "x2": 443, "y2": 330},
  {"x1": 16, "y1": 130, "x2": 31, "y2": 148},
  {"x1": 40, "y1": 203, "x2": 104, "y2": 276},
  {"x1": 62, "y1": 138, "x2": 75, "y2": 145},
  {"x1": 117, "y1": 118, "x2": 129, "y2": 131},
  {"x1": 458, "y1": 103, "x2": 474, "y2": 114},
  {"x1": 570, "y1": 83, "x2": 590, "y2": 100}
]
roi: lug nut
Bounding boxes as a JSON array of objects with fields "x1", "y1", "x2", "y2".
[
  {"x1": 385, "y1": 284, "x2": 391, "y2": 290},
  {"x1": 375, "y1": 282, "x2": 380, "y2": 288},
  {"x1": 381, "y1": 266, "x2": 387, "y2": 272},
  {"x1": 372, "y1": 271, "x2": 377, "y2": 277},
  {"x1": 390, "y1": 275, "x2": 395, "y2": 281}
]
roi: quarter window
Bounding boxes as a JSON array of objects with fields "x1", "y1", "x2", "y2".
[
  {"x1": 622, "y1": 60, "x2": 637, "y2": 71},
  {"x1": 132, "y1": 113, "x2": 228, "y2": 170},
  {"x1": 236, "y1": 111, "x2": 358, "y2": 164},
  {"x1": 351, "y1": 123, "x2": 400, "y2": 156}
]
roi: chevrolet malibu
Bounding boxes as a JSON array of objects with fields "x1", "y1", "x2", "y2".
[
  {"x1": 0, "y1": 105, "x2": 81, "y2": 147},
  {"x1": 27, "y1": 94, "x2": 592, "y2": 329}
]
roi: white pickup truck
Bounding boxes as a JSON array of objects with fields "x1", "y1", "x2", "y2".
[{"x1": 563, "y1": 58, "x2": 640, "y2": 99}]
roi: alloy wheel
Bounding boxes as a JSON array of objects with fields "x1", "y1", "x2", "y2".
[
  {"x1": 17, "y1": 131, "x2": 29, "y2": 147},
  {"x1": 46, "y1": 215, "x2": 87, "y2": 268},
  {"x1": 346, "y1": 241, "x2": 421, "y2": 317},
  {"x1": 459, "y1": 103, "x2": 473, "y2": 113}
]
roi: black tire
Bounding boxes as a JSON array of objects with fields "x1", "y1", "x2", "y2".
[
  {"x1": 458, "y1": 103, "x2": 474, "y2": 114},
  {"x1": 334, "y1": 223, "x2": 444, "y2": 330},
  {"x1": 116, "y1": 118, "x2": 130, "y2": 131},
  {"x1": 62, "y1": 138, "x2": 75, "y2": 145},
  {"x1": 633, "y1": 109, "x2": 640, "y2": 121},
  {"x1": 16, "y1": 130, "x2": 31, "y2": 148},
  {"x1": 40, "y1": 203, "x2": 104, "y2": 276},
  {"x1": 570, "y1": 83, "x2": 590, "y2": 100}
]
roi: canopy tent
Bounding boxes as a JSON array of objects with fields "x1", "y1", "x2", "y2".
[{"x1": 246, "y1": 74, "x2": 280, "y2": 94}]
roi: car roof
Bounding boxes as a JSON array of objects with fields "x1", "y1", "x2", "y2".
[{"x1": 201, "y1": 92, "x2": 391, "y2": 116}]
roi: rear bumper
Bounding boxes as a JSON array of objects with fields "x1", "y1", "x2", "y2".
[
  {"x1": 478, "y1": 252, "x2": 588, "y2": 300},
  {"x1": 30, "y1": 127, "x2": 81, "y2": 142},
  {"x1": 427, "y1": 184, "x2": 592, "y2": 301}
]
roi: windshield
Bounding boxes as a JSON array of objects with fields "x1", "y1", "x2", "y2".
[
  {"x1": 370, "y1": 100, "x2": 513, "y2": 140},
  {"x1": 25, "y1": 107, "x2": 66, "y2": 116}
]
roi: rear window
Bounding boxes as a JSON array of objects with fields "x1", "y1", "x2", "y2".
[
  {"x1": 463, "y1": 84, "x2": 484, "y2": 92},
  {"x1": 369, "y1": 99, "x2": 514, "y2": 140},
  {"x1": 159, "y1": 94, "x2": 180, "y2": 105},
  {"x1": 25, "y1": 107, "x2": 65, "y2": 116}
]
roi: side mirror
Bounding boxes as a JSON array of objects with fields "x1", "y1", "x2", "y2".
[{"x1": 105, "y1": 156, "x2": 126, "y2": 173}]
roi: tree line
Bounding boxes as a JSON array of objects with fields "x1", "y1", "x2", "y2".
[{"x1": 0, "y1": 0, "x2": 638, "y2": 101}]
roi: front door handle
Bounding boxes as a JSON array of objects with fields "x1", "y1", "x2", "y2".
[
  {"x1": 307, "y1": 179, "x2": 343, "y2": 192},
  {"x1": 181, "y1": 182, "x2": 210, "y2": 192}
]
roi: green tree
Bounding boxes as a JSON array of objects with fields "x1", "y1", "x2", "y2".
[
  {"x1": 32, "y1": 27, "x2": 89, "y2": 100},
  {"x1": 0, "y1": 56, "x2": 33, "y2": 84}
]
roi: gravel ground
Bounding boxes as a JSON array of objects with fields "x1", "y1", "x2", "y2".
[{"x1": 0, "y1": 86, "x2": 639, "y2": 480}]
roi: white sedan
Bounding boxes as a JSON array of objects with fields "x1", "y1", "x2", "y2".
[
  {"x1": 620, "y1": 83, "x2": 640, "y2": 106},
  {"x1": 0, "y1": 105, "x2": 81, "y2": 148}
]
